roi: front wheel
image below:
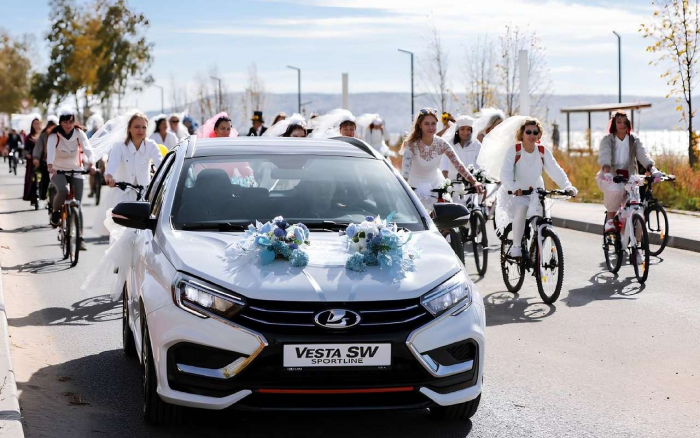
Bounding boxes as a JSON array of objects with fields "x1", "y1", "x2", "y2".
[
  {"x1": 500, "y1": 224, "x2": 525, "y2": 293},
  {"x1": 631, "y1": 213, "x2": 650, "y2": 283},
  {"x1": 430, "y1": 394, "x2": 481, "y2": 421},
  {"x1": 535, "y1": 229, "x2": 565, "y2": 304},
  {"x1": 471, "y1": 210, "x2": 488, "y2": 277},
  {"x1": 645, "y1": 203, "x2": 669, "y2": 256},
  {"x1": 443, "y1": 228, "x2": 465, "y2": 264},
  {"x1": 68, "y1": 205, "x2": 80, "y2": 267}
]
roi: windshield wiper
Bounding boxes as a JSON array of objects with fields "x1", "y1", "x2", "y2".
[{"x1": 180, "y1": 222, "x2": 248, "y2": 231}]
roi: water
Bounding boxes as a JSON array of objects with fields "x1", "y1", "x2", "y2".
[{"x1": 559, "y1": 130, "x2": 689, "y2": 156}]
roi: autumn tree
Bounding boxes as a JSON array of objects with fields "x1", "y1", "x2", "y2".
[
  {"x1": 641, "y1": 0, "x2": 700, "y2": 167},
  {"x1": 420, "y1": 19, "x2": 450, "y2": 114},
  {"x1": 0, "y1": 31, "x2": 33, "y2": 115},
  {"x1": 497, "y1": 25, "x2": 552, "y2": 118},
  {"x1": 464, "y1": 35, "x2": 497, "y2": 113},
  {"x1": 241, "y1": 63, "x2": 267, "y2": 122}
]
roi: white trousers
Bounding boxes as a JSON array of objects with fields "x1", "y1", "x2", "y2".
[{"x1": 511, "y1": 202, "x2": 529, "y2": 247}]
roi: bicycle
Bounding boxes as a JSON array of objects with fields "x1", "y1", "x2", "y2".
[
  {"x1": 641, "y1": 173, "x2": 675, "y2": 256},
  {"x1": 114, "y1": 181, "x2": 145, "y2": 201},
  {"x1": 499, "y1": 188, "x2": 573, "y2": 304},
  {"x1": 468, "y1": 165, "x2": 501, "y2": 223},
  {"x1": 55, "y1": 170, "x2": 89, "y2": 267},
  {"x1": 602, "y1": 175, "x2": 650, "y2": 283},
  {"x1": 451, "y1": 175, "x2": 489, "y2": 276}
]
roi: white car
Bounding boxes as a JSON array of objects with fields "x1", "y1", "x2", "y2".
[{"x1": 113, "y1": 136, "x2": 485, "y2": 425}]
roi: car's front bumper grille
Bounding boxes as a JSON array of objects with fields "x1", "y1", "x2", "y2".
[{"x1": 230, "y1": 297, "x2": 432, "y2": 335}]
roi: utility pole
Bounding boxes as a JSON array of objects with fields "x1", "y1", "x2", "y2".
[
  {"x1": 613, "y1": 31, "x2": 621, "y2": 103},
  {"x1": 152, "y1": 84, "x2": 164, "y2": 114},
  {"x1": 210, "y1": 75, "x2": 223, "y2": 112},
  {"x1": 287, "y1": 66, "x2": 301, "y2": 113},
  {"x1": 398, "y1": 49, "x2": 415, "y2": 121}
]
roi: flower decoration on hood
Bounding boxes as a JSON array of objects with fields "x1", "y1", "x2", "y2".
[
  {"x1": 341, "y1": 212, "x2": 417, "y2": 273},
  {"x1": 225, "y1": 216, "x2": 310, "y2": 267}
]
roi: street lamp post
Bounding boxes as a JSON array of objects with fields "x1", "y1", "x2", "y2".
[
  {"x1": 398, "y1": 49, "x2": 415, "y2": 121},
  {"x1": 287, "y1": 66, "x2": 301, "y2": 113},
  {"x1": 152, "y1": 84, "x2": 164, "y2": 114},
  {"x1": 613, "y1": 31, "x2": 621, "y2": 103},
  {"x1": 210, "y1": 75, "x2": 223, "y2": 112}
]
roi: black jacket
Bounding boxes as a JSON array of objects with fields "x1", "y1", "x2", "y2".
[{"x1": 247, "y1": 126, "x2": 267, "y2": 137}]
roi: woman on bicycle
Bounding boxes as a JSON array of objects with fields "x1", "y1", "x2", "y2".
[
  {"x1": 401, "y1": 108, "x2": 483, "y2": 211},
  {"x1": 597, "y1": 111, "x2": 658, "y2": 233},
  {"x1": 22, "y1": 117, "x2": 42, "y2": 206},
  {"x1": 440, "y1": 115, "x2": 481, "y2": 179},
  {"x1": 46, "y1": 110, "x2": 95, "y2": 243},
  {"x1": 473, "y1": 108, "x2": 506, "y2": 143},
  {"x1": 91, "y1": 112, "x2": 163, "y2": 237},
  {"x1": 32, "y1": 117, "x2": 58, "y2": 205},
  {"x1": 480, "y1": 117, "x2": 576, "y2": 258}
]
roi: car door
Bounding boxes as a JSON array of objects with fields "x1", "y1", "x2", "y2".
[{"x1": 130, "y1": 151, "x2": 178, "y2": 354}]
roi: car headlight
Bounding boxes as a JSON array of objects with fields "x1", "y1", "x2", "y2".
[
  {"x1": 421, "y1": 271, "x2": 472, "y2": 317},
  {"x1": 173, "y1": 277, "x2": 246, "y2": 320}
]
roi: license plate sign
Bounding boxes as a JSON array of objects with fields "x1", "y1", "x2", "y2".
[{"x1": 283, "y1": 344, "x2": 391, "y2": 367}]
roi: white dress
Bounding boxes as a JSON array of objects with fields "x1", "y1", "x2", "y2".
[
  {"x1": 149, "y1": 131, "x2": 178, "y2": 150},
  {"x1": 365, "y1": 128, "x2": 391, "y2": 157},
  {"x1": 93, "y1": 139, "x2": 163, "y2": 236},
  {"x1": 440, "y1": 139, "x2": 482, "y2": 179}
]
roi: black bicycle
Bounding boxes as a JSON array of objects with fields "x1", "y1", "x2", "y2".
[
  {"x1": 55, "y1": 170, "x2": 89, "y2": 267},
  {"x1": 453, "y1": 175, "x2": 489, "y2": 276},
  {"x1": 641, "y1": 173, "x2": 675, "y2": 256},
  {"x1": 500, "y1": 188, "x2": 573, "y2": 304}
]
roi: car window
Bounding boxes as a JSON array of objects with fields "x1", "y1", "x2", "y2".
[
  {"x1": 171, "y1": 154, "x2": 424, "y2": 230},
  {"x1": 147, "y1": 151, "x2": 176, "y2": 204},
  {"x1": 150, "y1": 158, "x2": 176, "y2": 219}
]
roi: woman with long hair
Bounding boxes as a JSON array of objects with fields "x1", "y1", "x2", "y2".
[
  {"x1": 149, "y1": 115, "x2": 179, "y2": 150},
  {"x1": 32, "y1": 117, "x2": 57, "y2": 205},
  {"x1": 264, "y1": 113, "x2": 307, "y2": 137},
  {"x1": 23, "y1": 117, "x2": 43, "y2": 205},
  {"x1": 401, "y1": 108, "x2": 483, "y2": 210},
  {"x1": 198, "y1": 112, "x2": 239, "y2": 138},
  {"x1": 440, "y1": 115, "x2": 481, "y2": 179},
  {"x1": 473, "y1": 108, "x2": 506, "y2": 143}
]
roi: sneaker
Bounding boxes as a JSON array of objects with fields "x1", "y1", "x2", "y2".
[
  {"x1": 50, "y1": 211, "x2": 60, "y2": 227},
  {"x1": 604, "y1": 219, "x2": 616, "y2": 233},
  {"x1": 79, "y1": 238, "x2": 87, "y2": 251},
  {"x1": 507, "y1": 245, "x2": 522, "y2": 258}
]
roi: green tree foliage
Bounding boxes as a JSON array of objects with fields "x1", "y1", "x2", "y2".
[
  {"x1": 0, "y1": 31, "x2": 33, "y2": 115},
  {"x1": 641, "y1": 0, "x2": 700, "y2": 167}
]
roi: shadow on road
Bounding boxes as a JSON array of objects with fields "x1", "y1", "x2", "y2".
[
  {"x1": 483, "y1": 291, "x2": 556, "y2": 327},
  {"x1": 1, "y1": 258, "x2": 72, "y2": 274},
  {"x1": 562, "y1": 267, "x2": 646, "y2": 308},
  {"x1": 83, "y1": 236, "x2": 109, "y2": 245},
  {"x1": 18, "y1": 349, "x2": 475, "y2": 438},
  {"x1": 8, "y1": 294, "x2": 120, "y2": 327},
  {"x1": 0, "y1": 208, "x2": 37, "y2": 215},
  {"x1": 0, "y1": 224, "x2": 51, "y2": 234}
]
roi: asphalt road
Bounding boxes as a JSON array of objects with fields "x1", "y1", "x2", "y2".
[{"x1": 1, "y1": 168, "x2": 698, "y2": 438}]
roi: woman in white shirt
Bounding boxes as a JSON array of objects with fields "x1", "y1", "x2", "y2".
[
  {"x1": 46, "y1": 110, "x2": 95, "y2": 237},
  {"x1": 401, "y1": 108, "x2": 483, "y2": 211},
  {"x1": 480, "y1": 117, "x2": 576, "y2": 258},
  {"x1": 441, "y1": 115, "x2": 481, "y2": 179},
  {"x1": 93, "y1": 112, "x2": 163, "y2": 236},
  {"x1": 149, "y1": 115, "x2": 179, "y2": 150}
]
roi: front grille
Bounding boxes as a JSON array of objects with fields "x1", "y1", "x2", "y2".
[
  {"x1": 230, "y1": 297, "x2": 432, "y2": 335},
  {"x1": 235, "y1": 391, "x2": 432, "y2": 411}
]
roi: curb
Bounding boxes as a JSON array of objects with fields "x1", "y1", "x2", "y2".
[
  {"x1": 552, "y1": 217, "x2": 700, "y2": 254},
  {"x1": 0, "y1": 264, "x2": 24, "y2": 438}
]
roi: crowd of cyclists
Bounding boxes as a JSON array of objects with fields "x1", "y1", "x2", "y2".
[{"x1": 1, "y1": 106, "x2": 673, "y2": 300}]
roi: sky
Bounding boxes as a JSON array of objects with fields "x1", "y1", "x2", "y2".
[{"x1": 2, "y1": 0, "x2": 672, "y2": 113}]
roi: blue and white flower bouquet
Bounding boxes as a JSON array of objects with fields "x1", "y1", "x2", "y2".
[
  {"x1": 226, "y1": 216, "x2": 310, "y2": 267},
  {"x1": 343, "y1": 213, "x2": 417, "y2": 273}
]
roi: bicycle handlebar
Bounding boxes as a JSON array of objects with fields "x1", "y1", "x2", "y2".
[{"x1": 537, "y1": 188, "x2": 574, "y2": 198}]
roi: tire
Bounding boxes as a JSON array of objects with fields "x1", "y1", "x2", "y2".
[
  {"x1": 430, "y1": 394, "x2": 481, "y2": 421},
  {"x1": 645, "y1": 203, "x2": 669, "y2": 256},
  {"x1": 68, "y1": 205, "x2": 80, "y2": 267},
  {"x1": 122, "y1": 285, "x2": 137, "y2": 358},
  {"x1": 61, "y1": 209, "x2": 70, "y2": 260},
  {"x1": 603, "y1": 231, "x2": 623, "y2": 273},
  {"x1": 500, "y1": 224, "x2": 525, "y2": 293},
  {"x1": 443, "y1": 228, "x2": 465, "y2": 264},
  {"x1": 631, "y1": 213, "x2": 650, "y2": 283},
  {"x1": 471, "y1": 210, "x2": 488, "y2": 277},
  {"x1": 142, "y1": 324, "x2": 179, "y2": 425},
  {"x1": 535, "y1": 229, "x2": 565, "y2": 304}
]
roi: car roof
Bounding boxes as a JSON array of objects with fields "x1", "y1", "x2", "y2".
[{"x1": 189, "y1": 137, "x2": 378, "y2": 159}]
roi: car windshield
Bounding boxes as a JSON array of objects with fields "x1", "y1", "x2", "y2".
[{"x1": 171, "y1": 154, "x2": 425, "y2": 231}]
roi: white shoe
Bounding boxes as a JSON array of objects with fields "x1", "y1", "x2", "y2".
[
  {"x1": 508, "y1": 246, "x2": 522, "y2": 258},
  {"x1": 604, "y1": 219, "x2": 616, "y2": 233}
]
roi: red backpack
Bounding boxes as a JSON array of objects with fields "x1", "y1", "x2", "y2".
[{"x1": 512, "y1": 142, "x2": 545, "y2": 181}]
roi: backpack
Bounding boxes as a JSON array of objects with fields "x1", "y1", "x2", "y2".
[{"x1": 513, "y1": 142, "x2": 545, "y2": 181}]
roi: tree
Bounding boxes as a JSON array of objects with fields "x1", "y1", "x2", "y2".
[
  {"x1": 0, "y1": 31, "x2": 33, "y2": 115},
  {"x1": 641, "y1": 0, "x2": 700, "y2": 167},
  {"x1": 93, "y1": 0, "x2": 154, "y2": 110},
  {"x1": 420, "y1": 19, "x2": 450, "y2": 114},
  {"x1": 497, "y1": 25, "x2": 552, "y2": 118},
  {"x1": 241, "y1": 63, "x2": 267, "y2": 122},
  {"x1": 169, "y1": 74, "x2": 189, "y2": 113},
  {"x1": 464, "y1": 35, "x2": 498, "y2": 113}
]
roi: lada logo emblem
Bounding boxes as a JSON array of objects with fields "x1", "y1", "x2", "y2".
[{"x1": 314, "y1": 309, "x2": 361, "y2": 329}]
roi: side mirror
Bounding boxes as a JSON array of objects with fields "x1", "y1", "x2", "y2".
[
  {"x1": 432, "y1": 203, "x2": 471, "y2": 229},
  {"x1": 112, "y1": 201, "x2": 154, "y2": 230}
]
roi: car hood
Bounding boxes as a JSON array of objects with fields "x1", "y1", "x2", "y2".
[{"x1": 161, "y1": 230, "x2": 462, "y2": 302}]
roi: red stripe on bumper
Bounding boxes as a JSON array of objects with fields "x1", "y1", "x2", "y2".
[{"x1": 257, "y1": 387, "x2": 415, "y2": 394}]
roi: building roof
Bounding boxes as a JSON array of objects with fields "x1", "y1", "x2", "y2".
[{"x1": 560, "y1": 102, "x2": 653, "y2": 114}]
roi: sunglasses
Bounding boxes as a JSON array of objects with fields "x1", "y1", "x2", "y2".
[
  {"x1": 170, "y1": 119, "x2": 180, "y2": 123},
  {"x1": 525, "y1": 130, "x2": 540, "y2": 136},
  {"x1": 419, "y1": 108, "x2": 438, "y2": 115}
]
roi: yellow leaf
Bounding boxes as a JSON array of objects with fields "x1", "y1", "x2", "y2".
[{"x1": 676, "y1": 106, "x2": 683, "y2": 111}]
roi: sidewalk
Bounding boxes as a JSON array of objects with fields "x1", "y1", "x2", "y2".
[
  {"x1": 551, "y1": 201, "x2": 700, "y2": 253},
  {"x1": 0, "y1": 264, "x2": 24, "y2": 438}
]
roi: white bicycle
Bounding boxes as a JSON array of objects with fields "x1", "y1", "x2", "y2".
[{"x1": 602, "y1": 174, "x2": 650, "y2": 283}]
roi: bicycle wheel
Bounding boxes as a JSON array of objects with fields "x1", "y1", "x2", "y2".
[
  {"x1": 535, "y1": 229, "x2": 565, "y2": 304},
  {"x1": 442, "y1": 228, "x2": 465, "y2": 264},
  {"x1": 471, "y1": 210, "x2": 488, "y2": 276},
  {"x1": 500, "y1": 225, "x2": 525, "y2": 293},
  {"x1": 61, "y1": 208, "x2": 70, "y2": 260},
  {"x1": 645, "y1": 203, "x2": 669, "y2": 256},
  {"x1": 68, "y1": 205, "x2": 81, "y2": 267},
  {"x1": 603, "y1": 230, "x2": 623, "y2": 273},
  {"x1": 631, "y1": 213, "x2": 650, "y2": 283}
]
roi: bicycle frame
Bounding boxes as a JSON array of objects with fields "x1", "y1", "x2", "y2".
[{"x1": 614, "y1": 175, "x2": 645, "y2": 251}]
